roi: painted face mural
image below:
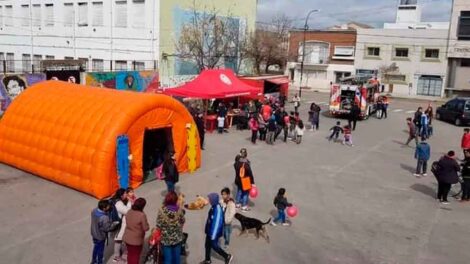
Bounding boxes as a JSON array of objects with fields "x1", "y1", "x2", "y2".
[{"x1": 3, "y1": 76, "x2": 26, "y2": 100}]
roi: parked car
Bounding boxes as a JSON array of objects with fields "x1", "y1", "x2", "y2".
[{"x1": 436, "y1": 97, "x2": 470, "y2": 126}]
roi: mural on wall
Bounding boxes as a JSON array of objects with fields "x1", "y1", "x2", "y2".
[
  {"x1": 46, "y1": 70, "x2": 81, "y2": 83},
  {"x1": 85, "y1": 71, "x2": 159, "y2": 92},
  {"x1": 0, "y1": 74, "x2": 46, "y2": 115}
]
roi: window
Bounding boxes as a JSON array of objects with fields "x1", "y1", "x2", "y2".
[
  {"x1": 64, "y1": 56, "x2": 74, "y2": 60},
  {"x1": 134, "y1": 61, "x2": 145, "y2": 70},
  {"x1": 92, "y1": 59, "x2": 104, "y2": 71},
  {"x1": 0, "y1": 53, "x2": 4, "y2": 72},
  {"x1": 132, "y1": 0, "x2": 145, "y2": 28},
  {"x1": 0, "y1": 7, "x2": 3, "y2": 27},
  {"x1": 32, "y1": 4, "x2": 41, "y2": 27},
  {"x1": 400, "y1": 0, "x2": 417, "y2": 5},
  {"x1": 33, "y1": 55, "x2": 42, "y2": 71},
  {"x1": 78, "y1": 3, "x2": 88, "y2": 26},
  {"x1": 458, "y1": 11, "x2": 470, "y2": 40},
  {"x1": 45, "y1": 4, "x2": 54, "y2": 26},
  {"x1": 395, "y1": 48, "x2": 409, "y2": 58},
  {"x1": 64, "y1": 3, "x2": 74, "y2": 27},
  {"x1": 79, "y1": 58, "x2": 89, "y2": 70},
  {"x1": 115, "y1": 1, "x2": 127, "y2": 28},
  {"x1": 461, "y1": 58, "x2": 470, "y2": 67},
  {"x1": 115, "y1": 60, "x2": 127, "y2": 70},
  {"x1": 22, "y1": 54, "x2": 31, "y2": 72},
  {"x1": 417, "y1": 75, "x2": 442, "y2": 96},
  {"x1": 21, "y1": 5, "x2": 30, "y2": 27},
  {"x1": 367, "y1": 47, "x2": 380, "y2": 57},
  {"x1": 424, "y1": 48, "x2": 439, "y2": 59},
  {"x1": 6, "y1": 53, "x2": 14, "y2": 72},
  {"x1": 45, "y1": 55, "x2": 55, "y2": 60},
  {"x1": 333, "y1": 46, "x2": 354, "y2": 60},
  {"x1": 92, "y1": 2, "x2": 104, "y2": 26},
  {"x1": 299, "y1": 42, "x2": 329, "y2": 64},
  {"x1": 4, "y1": 6, "x2": 13, "y2": 27}
]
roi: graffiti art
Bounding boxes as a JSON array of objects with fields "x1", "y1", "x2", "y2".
[
  {"x1": 0, "y1": 74, "x2": 46, "y2": 115},
  {"x1": 86, "y1": 71, "x2": 159, "y2": 92}
]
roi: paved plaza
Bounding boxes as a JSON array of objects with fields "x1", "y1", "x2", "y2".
[{"x1": 1, "y1": 91, "x2": 470, "y2": 264}]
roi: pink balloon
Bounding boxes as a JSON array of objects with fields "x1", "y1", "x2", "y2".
[
  {"x1": 249, "y1": 186, "x2": 258, "y2": 198},
  {"x1": 287, "y1": 205, "x2": 298, "y2": 218}
]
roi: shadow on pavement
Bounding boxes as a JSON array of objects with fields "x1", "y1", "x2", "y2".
[
  {"x1": 400, "y1": 163, "x2": 415, "y2": 174},
  {"x1": 410, "y1": 183, "x2": 436, "y2": 198}
]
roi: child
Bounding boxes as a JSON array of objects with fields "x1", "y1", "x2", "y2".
[
  {"x1": 295, "y1": 120, "x2": 305, "y2": 144},
  {"x1": 217, "y1": 116, "x2": 225, "y2": 134},
  {"x1": 126, "y1": 187, "x2": 136, "y2": 204},
  {"x1": 91, "y1": 200, "x2": 118, "y2": 264},
  {"x1": 329, "y1": 121, "x2": 343, "y2": 142},
  {"x1": 414, "y1": 137, "x2": 430, "y2": 177},
  {"x1": 271, "y1": 188, "x2": 292, "y2": 226},
  {"x1": 249, "y1": 115, "x2": 259, "y2": 144},
  {"x1": 220, "y1": 187, "x2": 236, "y2": 249},
  {"x1": 342, "y1": 125, "x2": 353, "y2": 147}
]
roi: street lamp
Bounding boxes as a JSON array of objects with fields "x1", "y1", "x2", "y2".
[{"x1": 299, "y1": 9, "x2": 320, "y2": 98}]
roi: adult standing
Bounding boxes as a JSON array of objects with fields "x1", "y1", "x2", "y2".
[
  {"x1": 257, "y1": 112, "x2": 267, "y2": 141},
  {"x1": 249, "y1": 115, "x2": 259, "y2": 144},
  {"x1": 461, "y1": 128, "x2": 470, "y2": 158},
  {"x1": 261, "y1": 102, "x2": 272, "y2": 122},
  {"x1": 436, "y1": 151, "x2": 460, "y2": 204},
  {"x1": 310, "y1": 103, "x2": 321, "y2": 131},
  {"x1": 426, "y1": 106, "x2": 434, "y2": 137},
  {"x1": 420, "y1": 111, "x2": 429, "y2": 140},
  {"x1": 381, "y1": 96, "x2": 389, "y2": 119},
  {"x1": 413, "y1": 107, "x2": 423, "y2": 137},
  {"x1": 195, "y1": 113, "x2": 205, "y2": 150},
  {"x1": 293, "y1": 94, "x2": 301, "y2": 113},
  {"x1": 348, "y1": 103, "x2": 360, "y2": 131},
  {"x1": 266, "y1": 116, "x2": 277, "y2": 145},
  {"x1": 405, "y1": 118, "x2": 418, "y2": 146},
  {"x1": 234, "y1": 150, "x2": 255, "y2": 212},
  {"x1": 201, "y1": 193, "x2": 233, "y2": 264},
  {"x1": 123, "y1": 198, "x2": 150, "y2": 264},
  {"x1": 460, "y1": 156, "x2": 470, "y2": 202},
  {"x1": 163, "y1": 153, "x2": 179, "y2": 193},
  {"x1": 113, "y1": 189, "x2": 132, "y2": 262},
  {"x1": 156, "y1": 191, "x2": 186, "y2": 264}
]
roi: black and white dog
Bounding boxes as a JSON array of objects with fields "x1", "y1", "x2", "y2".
[{"x1": 234, "y1": 213, "x2": 270, "y2": 242}]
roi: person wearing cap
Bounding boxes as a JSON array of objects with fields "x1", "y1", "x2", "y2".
[
  {"x1": 436, "y1": 151, "x2": 460, "y2": 204},
  {"x1": 201, "y1": 193, "x2": 233, "y2": 264}
]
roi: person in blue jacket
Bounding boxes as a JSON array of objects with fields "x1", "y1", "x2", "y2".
[
  {"x1": 414, "y1": 137, "x2": 431, "y2": 177},
  {"x1": 201, "y1": 193, "x2": 233, "y2": 264}
]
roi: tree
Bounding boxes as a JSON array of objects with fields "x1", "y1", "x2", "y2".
[
  {"x1": 175, "y1": 5, "x2": 241, "y2": 72},
  {"x1": 244, "y1": 14, "x2": 291, "y2": 74}
]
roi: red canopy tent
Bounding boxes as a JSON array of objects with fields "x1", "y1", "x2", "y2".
[{"x1": 162, "y1": 69, "x2": 261, "y2": 99}]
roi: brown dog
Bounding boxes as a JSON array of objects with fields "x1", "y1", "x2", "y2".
[
  {"x1": 184, "y1": 195, "x2": 209, "y2": 210},
  {"x1": 234, "y1": 213, "x2": 270, "y2": 243}
]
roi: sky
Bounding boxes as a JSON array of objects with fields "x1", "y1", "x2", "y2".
[{"x1": 257, "y1": 0, "x2": 453, "y2": 29}]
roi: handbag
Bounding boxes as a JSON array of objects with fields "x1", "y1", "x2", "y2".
[{"x1": 239, "y1": 164, "x2": 252, "y2": 191}]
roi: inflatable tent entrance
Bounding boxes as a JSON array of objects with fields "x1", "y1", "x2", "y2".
[{"x1": 0, "y1": 81, "x2": 201, "y2": 199}]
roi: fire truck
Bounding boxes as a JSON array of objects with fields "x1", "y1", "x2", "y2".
[{"x1": 329, "y1": 77, "x2": 380, "y2": 119}]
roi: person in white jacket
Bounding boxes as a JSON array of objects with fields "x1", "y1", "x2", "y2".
[
  {"x1": 220, "y1": 187, "x2": 236, "y2": 249},
  {"x1": 113, "y1": 188, "x2": 132, "y2": 262},
  {"x1": 295, "y1": 120, "x2": 305, "y2": 144}
]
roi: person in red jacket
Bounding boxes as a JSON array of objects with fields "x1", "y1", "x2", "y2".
[
  {"x1": 461, "y1": 128, "x2": 470, "y2": 158},
  {"x1": 249, "y1": 115, "x2": 259, "y2": 144}
]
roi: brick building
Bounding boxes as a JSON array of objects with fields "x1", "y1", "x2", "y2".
[{"x1": 287, "y1": 29, "x2": 359, "y2": 92}]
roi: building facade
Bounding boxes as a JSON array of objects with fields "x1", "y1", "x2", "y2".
[
  {"x1": 0, "y1": 0, "x2": 257, "y2": 85},
  {"x1": 447, "y1": 0, "x2": 470, "y2": 96},
  {"x1": 287, "y1": 30, "x2": 358, "y2": 92},
  {"x1": 355, "y1": 28, "x2": 448, "y2": 97},
  {"x1": 384, "y1": 0, "x2": 449, "y2": 29}
]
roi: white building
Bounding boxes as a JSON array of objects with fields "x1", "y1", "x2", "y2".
[
  {"x1": 0, "y1": 0, "x2": 159, "y2": 73},
  {"x1": 355, "y1": 28, "x2": 448, "y2": 97},
  {"x1": 447, "y1": 0, "x2": 470, "y2": 96},
  {"x1": 384, "y1": 0, "x2": 449, "y2": 30}
]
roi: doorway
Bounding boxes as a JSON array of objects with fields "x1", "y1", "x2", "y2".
[{"x1": 142, "y1": 127, "x2": 174, "y2": 183}]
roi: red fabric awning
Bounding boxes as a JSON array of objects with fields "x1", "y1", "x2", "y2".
[
  {"x1": 266, "y1": 77, "x2": 289, "y2": 85},
  {"x1": 162, "y1": 69, "x2": 261, "y2": 99}
]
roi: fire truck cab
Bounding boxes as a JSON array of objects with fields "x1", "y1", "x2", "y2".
[{"x1": 329, "y1": 77, "x2": 380, "y2": 120}]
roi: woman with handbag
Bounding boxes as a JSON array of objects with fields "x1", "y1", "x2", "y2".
[
  {"x1": 156, "y1": 191, "x2": 186, "y2": 264},
  {"x1": 234, "y1": 149, "x2": 255, "y2": 212},
  {"x1": 123, "y1": 198, "x2": 150, "y2": 264}
]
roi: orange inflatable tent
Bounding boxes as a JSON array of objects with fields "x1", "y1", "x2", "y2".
[{"x1": 0, "y1": 81, "x2": 201, "y2": 198}]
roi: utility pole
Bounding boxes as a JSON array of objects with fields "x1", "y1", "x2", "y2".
[
  {"x1": 29, "y1": 0, "x2": 34, "y2": 72},
  {"x1": 299, "y1": 9, "x2": 319, "y2": 98}
]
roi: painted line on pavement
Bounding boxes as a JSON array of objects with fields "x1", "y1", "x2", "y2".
[
  {"x1": 393, "y1": 109, "x2": 404, "y2": 112},
  {"x1": 406, "y1": 110, "x2": 415, "y2": 114}
]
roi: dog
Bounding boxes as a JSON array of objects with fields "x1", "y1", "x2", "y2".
[
  {"x1": 234, "y1": 213, "x2": 270, "y2": 242},
  {"x1": 184, "y1": 195, "x2": 209, "y2": 210}
]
